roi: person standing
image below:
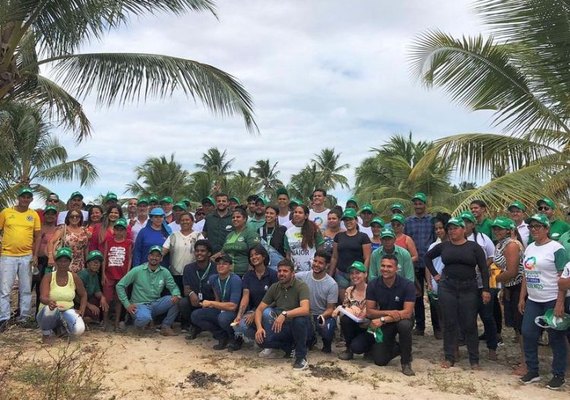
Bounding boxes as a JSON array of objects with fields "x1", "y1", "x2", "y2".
[
  {"x1": 276, "y1": 188, "x2": 292, "y2": 226},
  {"x1": 132, "y1": 208, "x2": 170, "y2": 267},
  {"x1": 470, "y1": 200, "x2": 493, "y2": 239},
  {"x1": 536, "y1": 197, "x2": 570, "y2": 241},
  {"x1": 247, "y1": 197, "x2": 267, "y2": 231},
  {"x1": 125, "y1": 198, "x2": 138, "y2": 223},
  {"x1": 203, "y1": 193, "x2": 232, "y2": 254},
  {"x1": 508, "y1": 200, "x2": 529, "y2": 247},
  {"x1": 0, "y1": 187, "x2": 41, "y2": 330},
  {"x1": 130, "y1": 197, "x2": 149, "y2": 243},
  {"x1": 33, "y1": 205, "x2": 58, "y2": 309},
  {"x1": 404, "y1": 192, "x2": 434, "y2": 337},
  {"x1": 285, "y1": 205, "x2": 324, "y2": 272},
  {"x1": 57, "y1": 191, "x2": 88, "y2": 225},
  {"x1": 309, "y1": 189, "x2": 330, "y2": 232}
]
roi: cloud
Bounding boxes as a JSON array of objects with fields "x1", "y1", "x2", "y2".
[{"x1": 45, "y1": 0, "x2": 495, "y2": 204}]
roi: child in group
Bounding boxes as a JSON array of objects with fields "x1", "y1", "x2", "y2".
[
  {"x1": 102, "y1": 218, "x2": 133, "y2": 331},
  {"x1": 78, "y1": 250, "x2": 109, "y2": 323}
]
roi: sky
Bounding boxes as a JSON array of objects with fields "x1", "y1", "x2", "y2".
[{"x1": 44, "y1": 0, "x2": 497, "y2": 205}]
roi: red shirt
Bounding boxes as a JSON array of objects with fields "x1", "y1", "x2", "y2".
[{"x1": 104, "y1": 237, "x2": 133, "y2": 281}]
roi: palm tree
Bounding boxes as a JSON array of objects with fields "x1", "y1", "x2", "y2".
[
  {"x1": 195, "y1": 147, "x2": 235, "y2": 192},
  {"x1": 288, "y1": 164, "x2": 322, "y2": 205},
  {"x1": 126, "y1": 154, "x2": 190, "y2": 199},
  {"x1": 0, "y1": 0, "x2": 257, "y2": 141},
  {"x1": 0, "y1": 102, "x2": 98, "y2": 207},
  {"x1": 250, "y1": 159, "x2": 283, "y2": 198},
  {"x1": 354, "y1": 134, "x2": 457, "y2": 215},
  {"x1": 409, "y1": 0, "x2": 570, "y2": 212},
  {"x1": 226, "y1": 170, "x2": 260, "y2": 202},
  {"x1": 312, "y1": 148, "x2": 350, "y2": 190}
]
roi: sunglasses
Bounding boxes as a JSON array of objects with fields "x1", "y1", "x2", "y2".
[
  {"x1": 528, "y1": 224, "x2": 545, "y2": 230},
  {"x1": 47, "y1": 199, "x2": 59, "y2": 203},
  {"x1": 69, "y1": 214, "x2": 81, "y2": 219},
  {"x1": 537, "y1": 206, "x2": 550, "y2": 211}
]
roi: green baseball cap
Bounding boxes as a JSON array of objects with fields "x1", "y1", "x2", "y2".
[
  {"x1": 55, "y1": 247, "x2": 73, "y2": 260},
  {"x1": 526, "y1": 213, "x2": 550, "y2": 227},
  {"x1": 346, "y1": 197, "x2": 359, "y2": 207},
  {"x1": 44, "y1": 205, "x2": 58, "y2": 214},
  {"x1": 173, "y1": 202, "x2": 187, "y2": 211},
  {"x1": 289, "y1": 198, "x2": 302, "y2": 207},
  {"x1": 69, "y1": 191, "x2": 83, "y2": 200},
  {"x1": 160, "y1": 196, "x2": 173, "y2": 204},
  {"x1": 459, "y1": 210, "x2": 476, "y2": 223},
  {"x1": 276, "y1": 187, "x2": 289, "y2": 197},
  {"x1": 114, "y1": 218, "x2": 128, "y2": 229},
  {"x1": 148, "y1": 245, "x2": 163, "y2": 255},
  {"x1": 360, "y1": 203, "x2": 374, "y2": 214},
  {"x1": 149, "y1": 195, "x2": 159, "y2": 203},
  {"x1": 201, "y1": 196, "x2": 215, "y2": 206},
  {"x1": 86, "y1": 250, "x2": 104, "y2": 263},
  {"x1": 255, "y1": 196, "x2": 268, "y2": 206},
  {"x1": 411, "y1": 192, "x2": 427, "y2": 203},
  {"x1": 181, "y1": 198, "x2": 191, "y2": 207},
  {"x1": 229, "y1": 196, "x2": 240, "y2": 204},
  {"x1": 17, "y1": 187, "x2": 33, "y2": 196},
  {"x1": 390, "y1": 214, "x2": 406, "y2": 225},
  {"x1": 446, "y1": 217, "x2": 465, "y2": 228},
  {"x1": 380, "y1": 228, "x2": 396, "y2": 239},
  {"x1": 370, "y1": 217, "x2": 385, "y2": 227},
  {"x1": 105, "y1": 192, "x2": 118, "y2": 202},
  {"x1": 341, "y1": 208, "x2": 358, "y2": 220},
  {"x1": 138, "y1": 197, "x2": 149, "y2": 205},
  {"x1": 507, "y1": 200, "x2": 526, "y2": 212},
  {"x1": 537, "y1": 197, "x2": 556, "y2": 210},
  {"x1": 390, "y1": 203, "x2": 405, "y2": 212},
  {"x1": 491, "y1": 216, "x2": 515, "y2": 230},
  {"x1": 348, "y1": 261, "x2": 367, "y2": 273}
]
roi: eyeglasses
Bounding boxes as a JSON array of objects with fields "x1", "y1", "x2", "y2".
[
  {"x1": 537, "y1": 206, "x2": 550, "y2": 211},
  {"x1": 528, "y1": 224, "x2": 544, "y2": 230}
]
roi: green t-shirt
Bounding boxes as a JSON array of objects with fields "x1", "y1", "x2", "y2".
[
  {"x1": 261, "y1": 278, "x2": 310, "y2": 311},
  {"x1": 203, "y1": 212, "x2": 233, "y2": 254},
  {"x1": 549, "y1": 219, "x2": 570, "y2": 241},
  {"x1": 247, "y1": 217, "x2": 265, "y2": 232},
  {"x1": 476, "y1": 218, "x2": 494, "y2": 240},
  {"x1": 222, "y1": 227, "x2": 260, "y2": 276},
  {"x1": 77, "y1": 269, "x2": 101, "y2": 296},
  {"x1": 559, "y1": 230, "x2": 570, "y2": 256}
]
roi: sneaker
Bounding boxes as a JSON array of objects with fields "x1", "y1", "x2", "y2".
[
  {"x1": 401, "y1": 363, "x2": 415, "y2": 376},
  {"x1": 546, "y1": 375, "x2": 565, "y2": 390},
  {"x1": 519, "y1": 371, "x2": 541, "y2": 385},
  {"x1": 283, "y1": 349, "x2": 295, "y2": 359},
  {"x1": 259, "y1": 348, "x2": 279, "y2": 358},
  {"x1": 160, "y1": 327, "x2": 178, "y2": 337},
  {"x1": 213, "y1": 338, "x2": 228, "y2": 350},
  {"x1": 293, "y1": 357, "x2": 309, "y2": 371},
  {"x1": 338, "y1": 350, "x2": 353, "y2": 360}
]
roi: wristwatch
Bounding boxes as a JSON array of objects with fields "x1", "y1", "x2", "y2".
[
  {"x1": 281, "y1": 311, "x2": 288, "y2": 318},
  {"x1": 380, "y1": 316, "x2": 386, "y2": 323}
]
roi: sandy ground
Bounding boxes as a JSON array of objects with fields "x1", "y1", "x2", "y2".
[{"x1": 1, "y1": 321, "x2": 568, "y2": 400}]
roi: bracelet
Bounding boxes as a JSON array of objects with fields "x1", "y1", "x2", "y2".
[{"x1": 188, "y1": 291, "x2": 195, "y2": 297}]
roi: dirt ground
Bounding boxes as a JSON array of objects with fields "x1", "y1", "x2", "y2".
[{"x1": 1, "y1": 321, "x2": 568, "y2": 400}]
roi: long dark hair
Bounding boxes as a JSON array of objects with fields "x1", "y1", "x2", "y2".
[
  {"x1": 296, "y1": 205, "x2": 318, "y2": 249},
  {"x1": 249, "y1": 245, "x2": 270, "y2": 267}
]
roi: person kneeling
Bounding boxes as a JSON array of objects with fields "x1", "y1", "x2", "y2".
[
  {"x1": 255, "y1": 259, "x2": 312, "y2": 370},
  {"x1": 116, "y1": 246, "x2": 181, "y2": 336},
  {"x1": 37, "y1": 247, "x2": 87, "y2": 344},
  {"x1": 77, "y1": 250, "x2": 109, "y2": 323},
  {"x1": 366, "y1": 254, "x2": 416, "y2": 376},
  {"x1": 191, "y1": 255, "x2": 242, "y2": 350}
]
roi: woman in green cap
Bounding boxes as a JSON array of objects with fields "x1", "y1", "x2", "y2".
[
  {"x1": 391, "y1": 214, "x2": 419, "y2": 262},
  {"x1": 38, "y1": 247, "x2": 88, "y2": 344}
]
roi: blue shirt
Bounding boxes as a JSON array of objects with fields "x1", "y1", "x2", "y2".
[
  {"x1": 366, "y1": 275, "x2": 415, "y2": 311},
  {"x1": 133, "y1": 225, "x2": 169, "y2": 266},
  {"x1": 208, "y1": 273, "x2": 242, "y2": 305},
  {"x1": 404, "y1": 214, "x2": 433, "y2": 268},
  {"x1": 182, "y1": 261, "x2": 216, "y2": 301},
  {"x1": 241, "y1": 268, "x2": 278, "y2": 310}
]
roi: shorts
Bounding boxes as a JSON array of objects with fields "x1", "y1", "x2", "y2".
[{"x1": 103, "y1": 278, "x2": 120, "y2": 301}]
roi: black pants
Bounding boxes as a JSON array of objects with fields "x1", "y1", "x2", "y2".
[
  {"x1": 414, "y1": 268, "x2": 425, "y2": 331},
  {"x1": 340, "y1": 315, "x2": 370, "y2": 353},
  {"x1": 179, "y1": 297, "x2": 201, "y2": 328},
  {"x1": 439, "y1": 277, "x2": 479, "y2": 364},
  {"x1": 372, "y1": 319, "x2": 413, "y2": 366},
  {"x1": 493, "y1": 290, "x2": 502, "y2": 335},
  {"x1": 32, "y1": 256, "x2": 49, "y2": 310}
]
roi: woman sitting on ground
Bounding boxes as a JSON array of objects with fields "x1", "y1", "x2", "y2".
[{"x1": 37, "y1": 247, "x2": 88, "y2": 344}]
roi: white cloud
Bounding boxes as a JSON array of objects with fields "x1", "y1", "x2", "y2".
[{"x1": 47, "y1": 0, "x2": 496, "y2": 204}]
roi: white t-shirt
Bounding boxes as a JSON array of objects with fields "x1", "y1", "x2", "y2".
[
  {"x1": 57, "y1": 210, "x2": 88, "y2": 225},
  {"x1": 468, "y1": 232, "x2": 495, "y2": 289},
  {"x1": 168, "y1": 221, "x2": 181, "y2": 233},
  {"x1": 278, "y1": 214, "x2": 291, "y2": 226},
  {"x1": 358, "y1": 224, "x2": 373, "y2": 239},
  {"x1": 163, "y1": 231, "x2": 204, "y2": 275},
  {"x1": 285, "y1": 225, "x2": 316, "y2": 272},
  {"x1": 517, "y1": 221, "x2": 530, "y2": 248},
  {"x1": 523, "y1": 241, "x2": 567, "y2": 302},
  {"x1": 427, "y1": 239, "x2": 444, "y2": 292},
  {"x1": 193, "y1": 219, "x2": 205, "y2": 233},
  {"x1": 309, "y1": 208, "x2": 330, "y2": 232},
  {"x1": 131, "y1": 217, "x2": 149, "y2": 243}
]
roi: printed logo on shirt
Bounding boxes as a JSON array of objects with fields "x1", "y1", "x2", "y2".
[
  {"x1": 313, "y1": 216, "x2": 324, "y2": 228},
  {"x1": 524, "y1": 256, "x2": 537, "y2": 271},
  {"x1": 225, "y1": 225, "x2": 233, "y2": 231},
  {"x1": 394, "y1": 296, "x2": 400, "y2": 302},
  {"x1": 26, "y1": 216, "x2": 34, "y2": 222},
  {"x1": 238, "y1": 237, "x2": 245, "y2": 242},
  {"x1": 108, "y1": 246, "x2": 127, "y2": 267}
]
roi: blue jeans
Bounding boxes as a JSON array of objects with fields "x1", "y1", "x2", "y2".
[
  {"x1": 258, "y1": 307, "x2": 310, "y2": 360},
  {"x1": 522, "y1": 299, "x2": 568, "y2": 376},
  {"x1": 308, "y1": 314, "x2": 336, "y2": 346},
  {"x1": 0, "y1": 255, "x2": 33, "y2": 322},
  {"x1": 133, "y1": 296, "x2": 179, "y2": 328},
  {"x1": 233, "y1": 311, "x2": 256, "y2": 342},
  {"x1": 191, "y1": 307, "x2": 236, "y2": 340},
  {"x1": 37, "y1": 306, "x2": 85, "y2": 336}
]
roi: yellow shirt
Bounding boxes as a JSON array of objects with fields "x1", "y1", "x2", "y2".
[{"x1": 0, "y1": 207, "x2": 41, "y2": 256}]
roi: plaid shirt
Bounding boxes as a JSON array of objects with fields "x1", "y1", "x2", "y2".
[{"x1": 404, "y1": 214, "x2": 434, "y2": 268}]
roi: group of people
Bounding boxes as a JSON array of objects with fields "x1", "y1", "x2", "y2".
[{"x1": 0, "y1": 187, "x2": 569, "y2": 386}]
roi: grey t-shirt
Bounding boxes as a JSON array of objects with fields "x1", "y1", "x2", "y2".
[{"x1": 296, "y1": 271, "x2": 338, "y2": 315}]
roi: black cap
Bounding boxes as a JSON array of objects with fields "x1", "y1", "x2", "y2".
[{"x1": 214, "y1": 254, "x2": 233, "y2": 264}]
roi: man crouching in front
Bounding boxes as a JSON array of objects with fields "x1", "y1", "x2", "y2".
[{"x1": 254, "y1": 259, "x2": 311, "y2": 370}]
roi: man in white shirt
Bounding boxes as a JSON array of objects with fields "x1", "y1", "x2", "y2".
[
  {"x1": 508, "y1": 200, "x2": 529, "y2": 247},
  {"x1": 309, "y1": 189, "x2": 330, "y2": 232}
]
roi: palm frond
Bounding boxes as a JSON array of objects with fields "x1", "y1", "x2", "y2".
[
  {"x1": 43, "y1": 53, "x2": 257, "y2": 133},
  {"x1": 35, "y1": 157, "x2": 99, "y2": 186}
]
